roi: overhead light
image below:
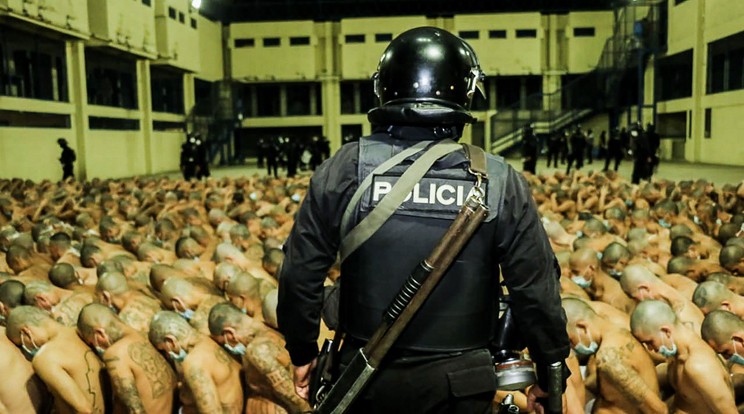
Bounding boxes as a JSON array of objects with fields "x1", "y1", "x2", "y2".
[{"x1": 191, "y1": 0, "x2": 202, "y2": 9}]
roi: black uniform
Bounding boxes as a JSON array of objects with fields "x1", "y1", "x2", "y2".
[
  {"x1": 180, "y1": 141, "x2": 197, "y2": 180},
  {"x1": 265, "y1": 137, "x2": 280, "y2": 178},
  {"x1": 278, "y1": 27, "x2": 569, "y2": 413},
  {"x1": 566, "y1": 129, "x2": 585, "y2": 174},
  {"x1": 546, "y1": 132, "x2": 561, "y2": 168},
  {"x1": 59, "y1": 144, "x2": 76, "y2": 180},
  {"x1": 522, "y1": 127, "x2": 538, "y2": 174},
  {"x1": 647, "y1": 124, "x2": 660, "y2": 174},
  {"x1": 604, "y1": 129, "x2": 624, "y2": 172},
  {"x1": 631, "y1": 127, "x2": 652, "y2": 184},
  {"x1": 278, "y1": 128, "x2": 569, "y2": 412}
]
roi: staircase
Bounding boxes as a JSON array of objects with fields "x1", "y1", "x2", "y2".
[
  {"x1": 489, "y1": 0, "x2": 665, "y2": 156},
  {"x1": 186, "y1": 80, "x2": 239, "y2": 166}
]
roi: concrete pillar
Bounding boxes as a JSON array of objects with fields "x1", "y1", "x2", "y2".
[
  {"x1": 137, "y1": 60, "x2": 154, "y2": 174},
  {"x1": 519, "y1": 77, "x2": 527, "y2": 110},
  {"x1": 320, "y1": 22, "x2": 341, "y2": 151},
  {"x1": 67, "y1": 40, "x2": 88, "y2": 180},
  {"x1": 689, "y1": 0, "x2": 706, "y2": 163},
  {"x1": 183, "y1": 73, "x2": 196, "y2": 113},
  {"x1": 310, "y1": 83, "x2": 318, "y2": 115},
  {"x1": 542, "y1": 73, "x2": 562, "y2": 112},
  {"x1": 279, "y1": 84, "x2": 287, "y2": 117}
]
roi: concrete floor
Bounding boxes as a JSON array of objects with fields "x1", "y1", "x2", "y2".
[{"x1": 169, "y1": 157, "x2": 744, "y2": 186}]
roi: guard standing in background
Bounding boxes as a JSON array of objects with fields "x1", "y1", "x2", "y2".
[
  {"x1": 604, "y1": 127, "x2": 624, "y2": 172},
  {"x1": 194, "y1": 133, "x2": 210, "y2": 179},
  {"x1": 566, "y1": 125, "x2": 585, "y2": 174},
  {"x1": 57, "y1": 138, "x2": 76, "y2": 181},
  {"x1": 180, "y1": 135, "x2": 197, "y2": 180},
  {"x1": 522, "y1": 123, "x2": 538, "y2": 174},
  {"x1": 631, "y1": 123, "x2": 652, "y2": 184},
  {"x1": 585, "y1": 128, "x2": 595, "y2": 164},
  {"x1": 265, "y1": 136, "x2": 280, "y2": 178},
  {"x1": 546, "y1": 130, "x2": 561, "y2": 168},
  {"x1": 559, "y1": 129, "x2": 569, "y2": 165},
  {"x1": 647, "y1": 123, "x2": 661, "y2": 175},
  {"x1": 277, "y1": 27, "x2": 570, "y2": 414}
]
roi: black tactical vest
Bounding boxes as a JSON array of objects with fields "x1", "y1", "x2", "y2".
[{"x1": 340, "y1": 131, "x2": 508, "y2": 352}]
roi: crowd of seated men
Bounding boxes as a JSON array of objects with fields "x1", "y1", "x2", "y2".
[
  {"x1": 0, "y1": 166, "x2": 743, "y2": 414},
  {"x1": 515, "y1": 169, "x2": 744, "y2": 414},
  {"x1": 0, "y1": 175, "x2": 317, "y2": 414}
]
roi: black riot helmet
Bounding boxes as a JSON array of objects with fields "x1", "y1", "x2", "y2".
[{"x1": 369, "y1": 27, "x2": 485, "y2": 127}]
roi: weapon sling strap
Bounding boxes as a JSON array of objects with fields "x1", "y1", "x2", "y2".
[
  {"x1": 339, "y1": 139, "x2": 432, "y2": 237},
  {"x1": 339, "y1": 139, "x2": 462, "y2": 262}
]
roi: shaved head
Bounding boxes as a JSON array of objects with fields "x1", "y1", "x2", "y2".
[
  {"x1": 602, "y1": 242, "x2": 630, "y2": 266},
  {"x1": 630, "y1": 300, "x2": 678, "y2": 336},
  {"x1": 23, "y1": 281, "x2": 54, "y2": 306},
  {"x1": 49, "y1": 263, "x2": 78, "y2": 289},
  {"x1": 161, "y1": 277, "x2": 196, "y2": 303},
  {"x1": 6, "y1": 305, "x2": 51, "y2": 342},
  {"x1": 207, "y1": 302, "x2": 246, "y2": 336},
  {"x1": 262, "y1": 288, "x2": 278, "y2": 329},
  {"x1": 96, "y1": 271, "x2": 130, "y2": 295},
  {"x1": 569, "y1": 248, "x2": 600, "y2": 268},
  {"x1": 692, "y1": 281, "x2": 735, "y2": 314},
  {"x1": 225, "y1": 272, "x2": 260, "y2": 300},
  {"x1": 0, "y1": 280, "x2": 25, "y2": 310},
  {"x1": 77, "y1": 303, "x2": 123, "y2": 341},
  {"x1": 149, "y1": 310, "x2": 193, "y2": 345},
  {"x1": 214, "y1": 262, "x2": 241, "y2": 291},
  {"x1": 720, "y1": 245, "x2": 744, "y2": 270},
  {"x1": 619, "y1": 264, "x2": 657, "y2": 296},
  {"x1": 562, "y1": 297, "x2": 597, "y2": 328},
  {"x1": 701, "y1": 310, "x2": 744, "y2": 346}
]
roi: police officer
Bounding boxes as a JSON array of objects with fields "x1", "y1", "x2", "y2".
[
  {"x1": 265, "y1": 136, "x2": 280, "y2": 178},
  {"x1": 180, "y1": 135, "x2": 197, "y2": 180},
  {"x1": 604, "y1": 127, "x2": 624, "y2": 172},
  {"x1": 57, "y1": 138, "x2": 76, "y2": 180},
  {"x1": 522, "y1": 123, "x2": 538, "y2": 174},
  {"x1": 277, "y1": 27, "x2": 570, "y2": 414},
  {"x1": 546, "y1": 130, "x2": 561, "y2": 169},
  {"x1": 630, "y1": 123, "x2": 652, "y2": 184},
  {"x1": 566, "y1": 125, "x2": 585, "y2": 174}
]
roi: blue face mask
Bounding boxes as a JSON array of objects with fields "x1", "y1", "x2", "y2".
[
  {"x1": 576, "y1": 231, "x2": 584, "y2": 238},
  {"x1": 571, "y1": 275, "x2": 592, "y2": 289},
  {"x1": 177, "y1": 308, "x2": 195, "y2": 321},
  {"x1": 573, "y1": 329, "x2": 598, "y2": 356},
  {"x1": 608, "y1": 269, "x2": 623, "y2": 279},
  {"x1": 21, "y1": 333, "x2": 41, "y2": 358},
  {"x1": 730, "y1": 341, "x2": 744, "y2": 366},
  {"x1": 291, "y1": 193, "x2": 301, "y2": 203},
  {"x1": 169, "y1": 348, "x2": 188, "y2": 362},
  {"x1": 693, "y1": 215, "x2": 701, "y2": 225},
  {"x1": 95, "y1": 347, "x2": 106, "y2": 356},
  {"x1": 658, "y1": 219, "x2": 672, "y2": 229},
  {"x1": 249, "y1": 192, "x2": 258, "y2": 201},
  {"x1": 659, "y1": 334, "x2": 677, "y2": 358},
  {"x1": 224, "y1": 341, "x2": 247, "y2": 357},
  {"x1": 626, "y1": 199, "x2": 634, "y2": 207}
]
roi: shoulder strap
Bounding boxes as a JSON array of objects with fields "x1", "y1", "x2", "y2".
[
  {"x1": 461, "y1": 143, "x2": 488, "y2": 179},
  {"x1": 339, "y1": 140, "x2": 461, "y2": 262},
  {"x1": 340, "y1": 139, "x2": 432, "y2": 237}
]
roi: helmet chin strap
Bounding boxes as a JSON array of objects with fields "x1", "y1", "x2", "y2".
[{"x1": 367, "y1": 103, "x2": 475, "y2": 132}]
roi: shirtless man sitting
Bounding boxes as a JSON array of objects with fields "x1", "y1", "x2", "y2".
[
  {"x1": 96, "y1": 271, "x2": 161, "y2": 334},
  {"x1": 149, "y1": 311, "x2": 244, "y2": 414},
  {"x1": 568, "y1": 248, "x2": 635, "y2": 313},
  {"x1": 0, "y1": 286, "x2": 50, "y2": 414},
  {"x1": 49, "y1": 262, "x2": 97, "y2": 290},
  {"x1": 562, "y1": 298, "x2": 665, "y2": 413},
  {"x1": 5, "y1": 306, "x2": 108, "y2": 414},
  {"x1": 136, "y1": 242, "x2": 177, "y2": 265},
  {"x1": 77, "y1": 304, "x2": 177, "y2": 414},
  {"x1": 707, "y1": 272, "x2": 744, "y2": 295},
  {"x1": 160, "y1": 277, "x2": 226, "y2": 334},
  {"x1": 24, "y1": 280, "x2": 93, "y2": 327},
  {"x1": 173, "y1": 236, "x2": 214, "y2": 280},
  {"x1": 701, "y1": 310, "x2": 744, "y2": 411},
  {"x1": 225, "y1": 271, "x2": 265, "y2": 322},
  {"x1": 49, "y1": 232, "x2": 81, "y2": 266},
  {"x1": 720, "y1": 245, "x2": 744, "y2": 275},
  {"x1": 692, "y1": 281, "x2": 744, "y2": 318},
  {"x1": 214, "y1": 243, "x2": 276, "y2": 285},
  {"x1": 630, "y1": 300, "x2": 737, "y2": 413},
  {"x1": 209, "y1": 303, "x2": 311, "y2": 413},
  {"x1": 213, "y1": 262, "x2": 242, "y2": 293},
  {"x1": 620, "y1": 265, "x2": 704, "y2": 334},
  {"x1": 5, "y1": 244, "x2": 50, "y2": 280}
]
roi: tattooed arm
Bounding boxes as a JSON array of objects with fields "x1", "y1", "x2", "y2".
[
  {"x1": 33, "y1": 354, "x2": 94, "y2": 414},
  {"x1": 104, "y1": 355, "x2": 146, "y2": 414},
  {"x1": 246, "y1": 341, "x2": 311, "y2": 414},
  {"x1": 183, "y1": 362, "x2": 223, "y2": 414},
  {"x1": 596, "y1": 347, "x2": 666, "y2": 414}
]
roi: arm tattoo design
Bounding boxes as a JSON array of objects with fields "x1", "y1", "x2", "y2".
[
  {"x1": 596, "y1": 345, "x2": 652, "y2": 406},
  {"x1": 83, "y1": 350, "x2": 102, "y2": 413},
  {"x1": 112, "y1": 376, "x2": 146, "y2": 414},
  {"x1": 248, "y1": 341, "x2": 309, "y2": 412},
  {"x1": 185, "y1": 366, "x2": 221, "y2": 413},
  {"x1": 128, "y1": 342, "x2": 175, "y2": 399}
]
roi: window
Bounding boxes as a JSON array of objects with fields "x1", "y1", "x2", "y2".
[
  {"x1": 0, "y1": 26, "x2": 69, "y2": 102},
  {"x1": 375, "y1": 33, "x2": 392, "y2": 43},
  {"x1": 263, "y1": 37, "x2": 280, "y2": 47},
  {"x1": 0, "y1": 110, "x2": 70, "y2": 128},
  {"x1": 85, "y1": 50, "x2": 137, "y2": 109},
  {"x1": 489, "y1": 30, "x2": 507, "y2": 39},
  {"x1": 255, "y1": 84, "x2": 281, "y2": 116},
  {"x1": 153, "y1": 121, "x2": 185, "y2": 131},
  {"x1": 150, "y1": 67, "x2": 184, "y2": 114},
  {"x1": 674, "y1": 0, "x2": 688, "y2": 4},
  {"x1": 168, "y1": 7, "x2": 176, "y2": 19},
  {"x1": 345, "y1": 34, "x2": 365, "y2": 44},
  {"x1": 515, "y1": 29, "x2": 537, "y2": 38},
  {"x1": 290, "y1": 36, "x2": 310, "y2": 46},
  {"x1": 286, "y1": 84, "x2": 311, "y2": 115},
  {"x1": 234, "y1": 38, "x2": 255, "y2": 48},
  {"x1": 89, "y1": 117, "x2": 140, "y2": 130},
  {"x1": 704, "y1": 108, "x2": 712, "y2": 138},
  {"x1": 573, "y1": 27, "x2": 595, "y2": 37},
  {"x1": 142, "y1": 0, "x2": 151, "y2": 6},
  {"x1": 656, "y1": 49, "x2": 693, "y2": 101},
  {"x1": 707, "y1": 30, "x2": 744, "y2": 94},
  {"x1": 459, "y1": 30, "x2": 479, "y2": 40},
  {"x1": 191, "y1": 18, "x2": 197, "y2": 29},
  {"x1": 178, "y1": 12, "x2": 185, "y2": 24},
  {"x1": 340, "y1": 81, "x2": 375, "y2": 114}
]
